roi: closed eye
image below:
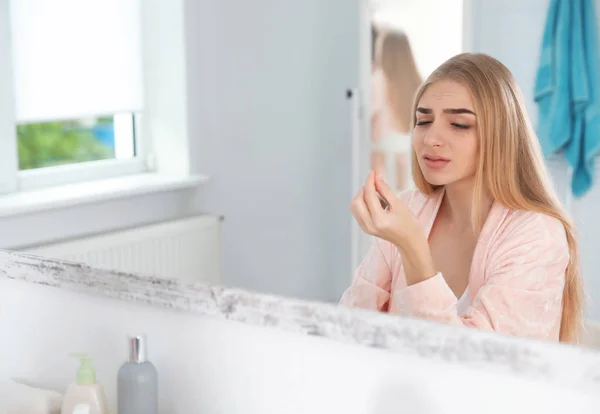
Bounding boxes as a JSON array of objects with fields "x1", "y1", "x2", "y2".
[{"x1": 416, "y1": 121, "x2": 469, "y2": 130}]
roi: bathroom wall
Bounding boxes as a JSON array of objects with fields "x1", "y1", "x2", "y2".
[
  {"x1": 0, "y1": 278, "x2": 598, "y2": 414},
  {"x1": 184, "y1": 0, "x2": 361, "y2": 303}
]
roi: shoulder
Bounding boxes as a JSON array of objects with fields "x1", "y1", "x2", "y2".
[
  {"x1": 371, "y1": 69, "x2": 387, "y2": 96},
  {"x1": 492, "y1": 207, "x2": 569, "y2": 264},
  {"x1": 371, "y1": 67, "x2": 383, "y2": 81},
  {"x1": 504, "y1": 209, "x2": 567, "y2": 245}
]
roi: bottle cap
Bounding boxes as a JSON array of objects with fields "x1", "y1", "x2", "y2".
[
  {"x1": 70, "y1": 353, "x2": 96, "y2": 385},
  {"x1": 128, "y1": 334, "x2": 148, "y2": 363}
]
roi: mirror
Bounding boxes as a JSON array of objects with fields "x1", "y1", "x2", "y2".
[{"x1": 4, "y1": 0, "x2": 599, "y2": 349}]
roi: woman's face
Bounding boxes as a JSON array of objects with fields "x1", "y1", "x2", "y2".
[{"x1": 412, "y1": 80, "x2": 479, "y2": 187}]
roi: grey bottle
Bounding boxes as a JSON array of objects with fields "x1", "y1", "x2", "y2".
[{"x1": 117, "y1": 334, "x2": 158, "y2": 414}]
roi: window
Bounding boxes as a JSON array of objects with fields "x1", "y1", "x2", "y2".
[
  {"x1": 17, "y1": 113, "x2": 137, "y2": 171},
  {"x1": 1, "y1": 0, "x2": 148, "y2": 193}
]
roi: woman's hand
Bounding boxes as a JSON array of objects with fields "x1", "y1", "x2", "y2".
[
  {"x1": 350, "y1": 171, "x2": 421, "y2": 248},
  {"x1": 350, "y1": 171, "x2": 437, "y2": 285}
]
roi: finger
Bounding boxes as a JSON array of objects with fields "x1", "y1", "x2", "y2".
[
  {"x1": 354, "y1": 214, "x2": 369, "y2": 234},
  {"x1": 351, "y1": 188, "x2": 375, "y2": 234},
  {"x1": 353, "y1": 194, "x2": 374, "y2": 234},
  {"x1": 350, "y1": 187, "x2": 365, "y2": 207},
  {"x1": 363, "y1": 171, "x2": 385, "y2": 218},
  {"x1": 374, "y1": 173, "x2": 397, "y2": 208}
]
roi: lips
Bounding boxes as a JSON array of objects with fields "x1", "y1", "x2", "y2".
[
  {"x1": 423, "y1": 154, "x2": 450, "y2": 162},
  {"x1": 423, "y1": 154, "x2": 450, "y2": 170}
]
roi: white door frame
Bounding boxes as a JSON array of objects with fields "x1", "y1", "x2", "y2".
[{"x1": 350, "y1": 0, "x2": 373, "y2": 274}]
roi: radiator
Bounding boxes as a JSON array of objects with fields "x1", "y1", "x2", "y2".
[{"x1": 21, "y1": 214, "x2": 222, "y2": 284}]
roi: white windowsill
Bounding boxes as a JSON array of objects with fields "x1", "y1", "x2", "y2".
[{"x1": 0, "y1": 173, "x2": 209, "y2": 218}]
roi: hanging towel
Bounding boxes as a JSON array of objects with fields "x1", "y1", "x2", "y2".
[{"x1": 534, "y1": 0, "x2": 600, "y2": 197}]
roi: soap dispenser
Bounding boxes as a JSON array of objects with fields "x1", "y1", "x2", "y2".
[
  {"x1": 61, "y1": 353, "x2": 109, "y2": 414},
  {"x1": 117, "y1": 334, "x2": 158, "y2": 414}
]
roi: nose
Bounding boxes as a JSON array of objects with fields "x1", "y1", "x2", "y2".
[{"x1": 423, "y1": 123, "x2": 444, "y2": 148}]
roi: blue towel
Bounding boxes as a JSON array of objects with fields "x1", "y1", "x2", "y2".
[{"x1": 534, "y1": 0, "x2": 600, "y2": 197}]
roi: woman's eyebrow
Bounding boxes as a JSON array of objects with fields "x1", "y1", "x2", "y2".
[{"x1": 416, "y1": 107, "x2": 476, "y2": 116}]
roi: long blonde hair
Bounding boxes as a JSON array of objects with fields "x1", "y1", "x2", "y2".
[
  {"x1": 411, "y1": 53, "x2": 584, "y2": 343},
  {"x1": 376, "y1": 28, "x2": 422, "y2": 132}
]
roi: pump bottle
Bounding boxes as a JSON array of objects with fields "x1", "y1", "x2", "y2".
[{"x1": 61, "y1": 353, "x2": 109, "y2": 414}]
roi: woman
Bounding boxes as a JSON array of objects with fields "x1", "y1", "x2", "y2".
[
  {"x1": 370, "y1": 27, "x2": 422, "y2": 193},
  {"x1": 341, "y1": 53, "x2": 584, "y2": 343}
]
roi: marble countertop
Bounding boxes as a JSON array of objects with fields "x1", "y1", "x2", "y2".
[{"x1": 1, "y1": 249, "x2": 600, "y2": 394}]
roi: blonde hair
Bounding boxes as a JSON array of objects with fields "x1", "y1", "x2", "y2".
[
  {"x1": 410, "y1": 53, "x2": 584, "y2": 343},
  {"x1": 375, "y1": 28, "x2": 422, "y2": 132}
]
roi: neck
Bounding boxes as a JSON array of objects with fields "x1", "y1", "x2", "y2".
[{"x1": 442, "y1": 179, "x2": 493, "y2": 231}]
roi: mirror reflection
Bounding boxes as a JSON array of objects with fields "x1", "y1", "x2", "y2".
[{"x1": 4, "y1": 0, "x2": 600, "y2": 349}]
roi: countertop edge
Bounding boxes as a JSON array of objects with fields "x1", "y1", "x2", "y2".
[{"x1": 1, "y1": 249, "x2": 600, "y2": 393}]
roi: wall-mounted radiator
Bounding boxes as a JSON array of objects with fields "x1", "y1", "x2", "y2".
[{"x1": 21, "y1": 214, "x2": 222, "y2": 284}]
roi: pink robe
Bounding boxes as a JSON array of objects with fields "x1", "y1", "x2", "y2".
[{"x1": 340, "y1": 188, "x2": 569, "y2": 341}]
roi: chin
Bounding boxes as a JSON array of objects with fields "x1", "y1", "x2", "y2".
[
  {"x1": 423, "y1": 176, "x2": 451, "y2": 186},
  {"x1": 424, "y1": 172, "x2": 475, "y2": 189},
  {"x1": 420, "y1": 170, "x2": 454, "y2": 186}
]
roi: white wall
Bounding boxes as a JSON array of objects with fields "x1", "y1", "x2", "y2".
[
  {"x1": 468, "y1": 0, "x2": 600, "y2": 320},
  {"x1": 0, "y1": 189, "x2": 202, "y2": 249},
  {"x1": 184, "y1": 0, "x2": 360, "y2": 302},
  {"x1": 1, "y1": 278, "x2": 599, "y2": 414}
]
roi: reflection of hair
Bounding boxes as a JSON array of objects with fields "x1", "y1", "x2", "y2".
[
  {"x1": 411, "y1": 53, "x2": 584, "y2": 344},
  {"x1": 376, "y1": 28, "x2": 422, "y2": 131}
]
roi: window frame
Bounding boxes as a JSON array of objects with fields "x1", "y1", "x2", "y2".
[
  {"x1": 17, "y1": 113, "x2": 151, "y2": 191},
  {"x1": 0, "y1": 0, "x2": 155, "y2": 195},
  {"x1": 0, "y1": 0, "x2": 19, "y2": 195}
]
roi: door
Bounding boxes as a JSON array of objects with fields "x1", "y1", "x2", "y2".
[{"x1": 195, "y1": 0, "x2": 367, "y2": 302}]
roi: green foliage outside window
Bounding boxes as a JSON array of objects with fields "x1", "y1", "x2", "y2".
[{"x1": 17, "y1": 116, "x2": 115, "y2": 170}]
